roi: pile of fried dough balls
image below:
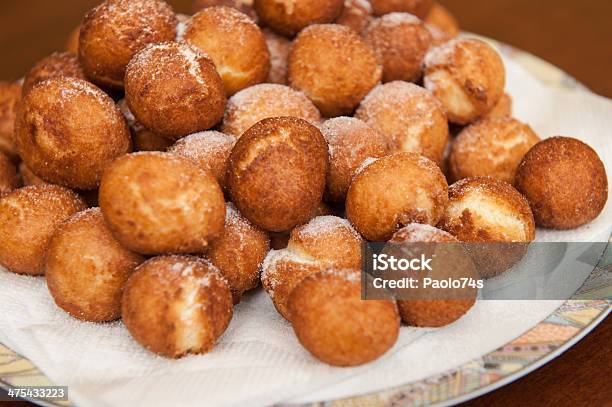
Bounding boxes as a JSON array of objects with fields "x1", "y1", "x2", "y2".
[{"x1": 0, "y1": 0, "x2": 608, "y2": 366}]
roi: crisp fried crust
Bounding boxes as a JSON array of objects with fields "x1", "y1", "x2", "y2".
[
  {"x1": 288, "y1": 269, "x2": 399, "y2": 366},
  {"x1": 78, "y1": 0, "x2": 178, "y2": 89},
  {"x1": 288, "y1": 24, "x2": 382, "y2": 117},
  {"x1": 46, "y1": 208, "x2": 144, "y2": 322},
  {"x1": 319, "y1": 117, "x2": 388, "y2": 202},
  {"x1": 22, "y1": 52, "x2": 86, "y2": 97},
  {"x1": 207, "y1": 203, "x2": 270, "y2": 303},
  {"x1": 122, "y1": 255, "x2": 233, "y2": 358},
  {"x1": 254, "y1": 0, "x2": 344, "y2": 37},
  {"x1": 124, "y1": 42, "x2": 226, "y2": 139},
  {"x1": 0, "y1": 185, "x2": 86, "y2": 275},
  {"x1": 99, "y1": 152, "x2": 226, "y2": 254},
  {"x1": 227, "y1": 116, "x2": 328, "y2": 232},
  {"x1": 184, "y1": 6, "x2": 270, "y2": 96},
  {"x1": 515, "y1": 136, "x2": 608, "y2": 229},
  {"x1": 14, "y1": 77, "x2": 132, "y2": 189},
  {"x1": 449, "y1": 117, "x2": 540, "y2": 183},
  {"x1": 346, "y1": 152, "x2": 449, "y2": 241}
]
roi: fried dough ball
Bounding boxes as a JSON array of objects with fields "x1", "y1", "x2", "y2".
[
  {"x1": 192, "y1": 0, "x2": 258, "y2": 21},
  {"x1": 438, "y1": 177, "x2": 535, "y2": 277},
  {"x1": 389, "y1": 224, "x2": 476, "y2": 327},
  {"x1": 254, "y1": 0, "x2": 344, "y2": 37},
  {"x1": 124, "y1": 42, "x2": 226, "y2": 139},
  {"x1": 79, "y1": 0, "x2": 178, "y2": 89},
  {"x1": 117, "y1": 99, "x2": 173, "y2": 152},
  {"x1": 0, "y1": 82, "x2": 21, "y2": 159},
  {"x1": 485, "y1": 92, "x2": 512, "y2": 118},
  {"x1": 19, "y1": 163, "x2": 47, "y2": 186},
  {"x1": 424, "y1": 2, "x2": 459, "y2": 41},
  {"x1": 262, "y1": 216, "x2": 363, "y2": 319},
  {"x1": 424, "y1": 38, "x2": 506, "y2": 125},
  {"x1": 207, "y1": 203, "x2": 270, "y2": 303},
  {"x1": 183, "y1": 6, "x2": 270, "y2": 96},
  {"x1": 0, "y1": 185, "x2": 86, "y2": 275},
  {"x1": 221, "y1": 83, "x2": 321, "y2": 137},
  {"x1": 289, "y1": 268, "x2": 399, "y2": 366},
  {"x1": 268, "y1": 201, "x2": 336, "y2": 250},
  {"x1": 439, "y1": 177, "x2": 535, "y2": 242},
  {"x1": 65, "y1": 26, "x2": 80, "y2": 53},
  {"x1": 449, "y1": 117, "x2": 540, "y2": 183},
  {"x1": 515, "y1": 136, "x2": 608, "y2": 229},
  {"x1": 228, "y1": 117, "x2": 328, "y2": 231},
  {"x1": 288, "y1": 24, "x2": 382, "y2": 117},
  {"x1": 46, "y1": 208, "x2": 144, "y2": 322},
  {"x1": 369, "y1": 0, "x2": 432, "y2": 18},
  {"x1": 0, "y1": 153, "x2": 19, "y2": 195},
  {"x1": 15, "y1": 78, "x2": 131, "y2": 190},
  {"x1": 168, "y1": 131, "x2": 237, "y2": 189},
  {"x1": 346, "y1": 152, "x2": 448, "y2": 241},
  {"x1": 99, "y1": 152, "x2": 226, "y2": 254},
  {"x1": 264, "y1": 29, "x2": 291, "y2": 84},
  {"x1": 363, "y1": 13, "x2": 432, "y2": 83},
  {"x1": 319, "y1": 117, "x2": 388, "y2": 202},
  {"x1": 122, "y1": 255, "x2": 233, "y2": 358},
  {"x1": 22, "y1": 52, "x2": 86, "y2": 97},
  {"x1": 355, "y1": 81, "x2": 448, "y2": 165},
  {"x1": 335, "y1": 0, "x2": 373, "y2": 33}
]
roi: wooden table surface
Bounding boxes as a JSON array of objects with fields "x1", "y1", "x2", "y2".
[{"x1": 0, "y1": 1, "x2": 610, "y2": 406}]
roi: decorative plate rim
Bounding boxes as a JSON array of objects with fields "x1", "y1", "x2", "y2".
[{"x1": 0, "y1": 38, "x2": 609, "y2": 407}]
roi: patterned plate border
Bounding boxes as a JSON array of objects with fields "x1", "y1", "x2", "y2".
[{"x1": 0, "y1": 39, "x2": 610, "y2": 407}]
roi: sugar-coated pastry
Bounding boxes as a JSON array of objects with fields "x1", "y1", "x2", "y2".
[
  {"x1": 0, "y1": 82, "x2": 21, "y2": 159},
  {"x1": 19, "y1": 163, "x2": 47, "y2": 187},
  {"x1": 46, "y1": 208, "x2": 144, "y2": 322},
  {"x1": 262, "y1": 215, "x2": 363, "y2": 319},
  {"x1": 207, "y1": 203, "x2": 270, "y2": 303},
  {"x1": 0, "y1": 185, "x2": 86, "y2": 275},
  {"x1": 254, "y1": 0, "x2": 344, "y2": 37},
  {"x1": 363, "y1": 13, "x2": 432, "y2": 83},
  {"x1": 335, "y1": 0, "x2": 373, "y2": 33},
  {"x1": 79, "y1": 0, "x2": 178, "y2": 89},
  {"x1": 0, "y1": 153, "x2": 19, "y2": 195},
  {"x1": 485, "y1": 92, "x2": 512, "y2": 118},
  {"x1": 424, "y1": 2, "x2": 459, "y2": 42},
  {"x1": 183, "y1": 6, "x2": 270, "y2": 96},
  {"x1": 449, "y1": 117, "x2": 540, "y2": 183},
  {"x1": 439, "y1": 177, "x2": 535, "y2": 242},
  {"x1": 355, "y1": 81, "x2": 448, "y2": 165},
  {"x1": 168, "y1": 131, "x2": 237, "y2": 189},
  {"x1": 389, "y1": 224, "x2": 477, "y2": 327},
  {"x1": 319, "y1": 117, "x2": 388, "y2": 202},
  {"x1": 288, "y1": 24, "x2": 382, "y2": 117},
  {"x1": 369, "y1": 0, "x2": 432, "y2": 18},
  {"x1": 515, "y1": 136, "x2": 608, "y2": 229},
  {"x1": 222, "y1": 83, "x2": 321, "y2": 137},
  {"x1": 99, "y1": 152, "x2": 226, "y2": 254},
  {"x1": 346, "y1": 152, "x2": 448, "y2": 241},
  {"x1": 125, "y1": 42, "x2": 226, "y2": 139},
  {"x1": 268, "y1": 201, "x2": 336, "y2": 250},
  {"x1": 122, "y1": 255, "x2": 233, "y2": 358},
  {"x1": 288, "y1": 268, "x2": 400, "y2": 366},
  {"x1": 22, "y1": 52, "x2": 86, "y2": 97},
  {"x1": 117, "y1": 99, "x2": 173, "y2": 152},
  {"x1": 424, "y1": 38, "x2": 505, "y2": 125},
  {"x1": 227, "y1": 117, "x2": 328, "y2": 232},
  {"x1": 14, "y1": 78, "x2": 132, "y2": 190},
  {"x1": 263, "y1": 29, "x2": 291, "y2": 85},
  {"x1": 192, "y1": 0, "x2": 258, "y2": 21}
]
